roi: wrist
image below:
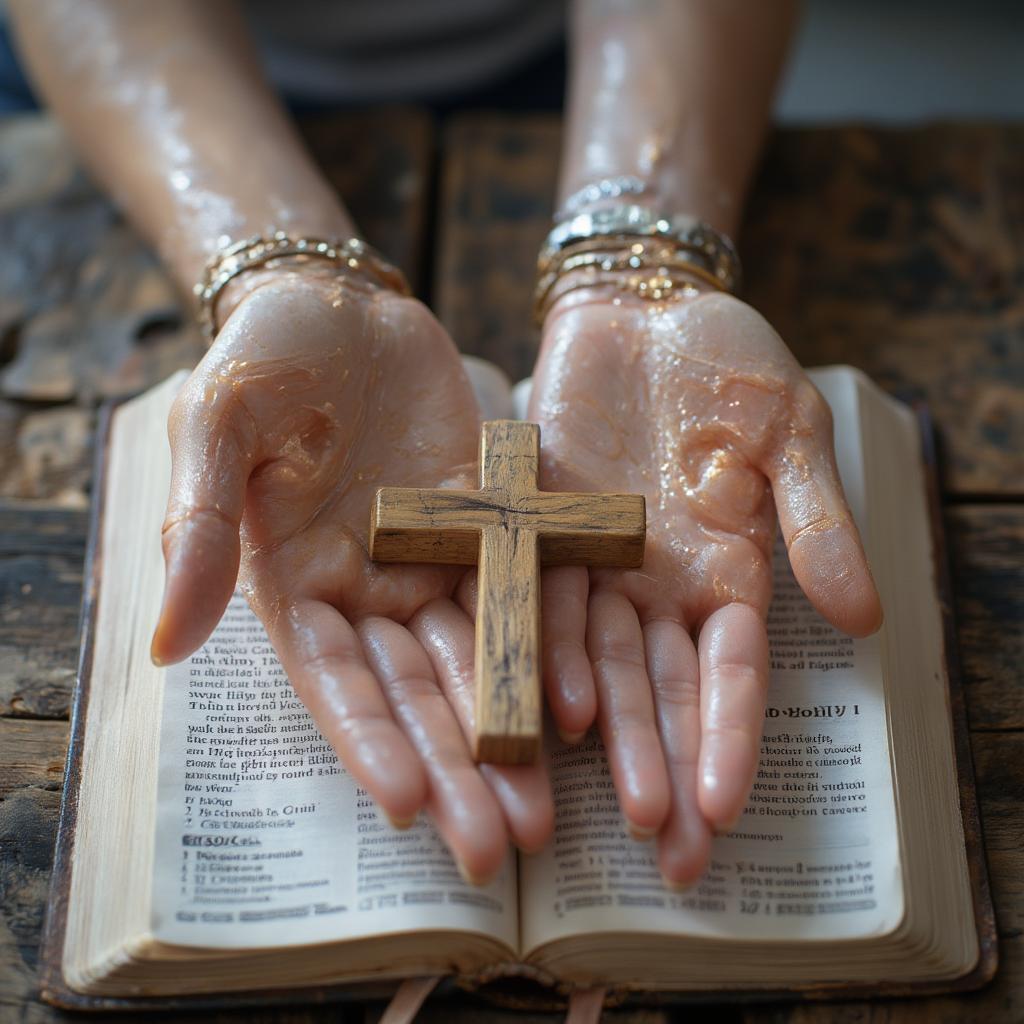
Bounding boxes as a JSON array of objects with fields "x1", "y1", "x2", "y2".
[{"x1": 216, "y1": 261, "x2": 347, "y2": 328}]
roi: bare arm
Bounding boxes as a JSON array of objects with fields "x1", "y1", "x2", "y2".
[
  {"x1": 535, "y1": 0, "x2": 881, "y2": 887},
  {"x1": 9, "y1": 0, "x2": 555, "y2": 880},
  {"x1": 9, "y1": 0, "x2": 353, "y2": 301},
  {"x1": 560, "y1": 0, "x2": 798, "y2": 234}
]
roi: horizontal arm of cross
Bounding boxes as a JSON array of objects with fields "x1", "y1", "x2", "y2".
[
  {"x1": 370, "y1": 486, "x2": 645, "y2": 567},
  {"x1": 522, "y1": 491, "x2": 646, "y2": 567},
  {"x1": 370, "y1": 487, "x2": 493, "y2": 563}
]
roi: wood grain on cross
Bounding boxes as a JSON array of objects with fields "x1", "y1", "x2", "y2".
[{"x1": 370, "y1": 420, "x2": 646, "y2": 764}]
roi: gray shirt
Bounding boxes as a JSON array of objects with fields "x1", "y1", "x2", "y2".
[{"x1": 245, "y1": 0, "x2": 565, "y2": 103}]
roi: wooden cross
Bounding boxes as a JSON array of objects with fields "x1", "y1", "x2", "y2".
[{"x1": 369, "y1": 420, "x2": 646, "y2": 764}]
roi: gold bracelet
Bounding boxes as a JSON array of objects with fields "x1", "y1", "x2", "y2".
[
  {"x1": 535, "y1": 241, "x2": 725, "y2": 307},
  {"x1": 194, "y1": 232, "x2": 411, "y2": 345},
  {"x1": 538, "y1": 234, "x2": 722, "y2": 282},
  {"x1": 536, "y1": 266, "x2": 707, "y2": 325},
  {"x1": 533, "y1": 239, "x2": 724, "y2": 326}
]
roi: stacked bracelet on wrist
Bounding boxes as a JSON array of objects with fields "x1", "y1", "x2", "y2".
[
  {"x1": 194, "y1": 231, "x2": 411, "y2": 345},
  {"x1": 534, "y1": 205, "x2": 741, "y2": 326}
]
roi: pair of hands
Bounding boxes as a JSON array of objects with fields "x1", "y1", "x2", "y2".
[{"x1": 150, "y1": 269, "x2": 881, "y2": 888}]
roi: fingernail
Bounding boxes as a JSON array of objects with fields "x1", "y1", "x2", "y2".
[
  {"x1": 558, "y1": 729, "x2": 586, "y2": 745},
  {"x1": 715, "y1": 817, "x2": 740, "y2": 837},
  {"x1": 628, "y1": 823, "x2": 657, "y2": 842},
  {"x1": 150, "y1": 621, "x2": 168, "y2": 667},
  {"x1": 387, "y1": 814, "x2": 416, "y2": 831},
  {"x1": 456, "y1": 859, "x2": 489, "y2": 887},
  {"x1": 661, "y1": 875, "x2": 695, "y2": 893},
  {"x1": 515, "y1": 835, "x2": 549, "y2": 857}
]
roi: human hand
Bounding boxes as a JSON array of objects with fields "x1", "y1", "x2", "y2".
[
  {"x1": 530, "y1": 288, "x2": 882, "y2": 886},
  {"x1": 151, "y1": 271, "x2": 553, "y2": 881}
]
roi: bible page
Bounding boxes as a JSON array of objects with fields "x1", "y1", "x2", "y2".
[
  {"x1": 150, "y1": 594, "x2": 517, "y2": 952},
  {"x1": 520, "y1": 369, "x2": 904, "y2": 951}
]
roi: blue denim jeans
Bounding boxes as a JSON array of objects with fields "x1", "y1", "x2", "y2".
[{"x1": 0, "y1": 23, "x2": 37, "y2": 112}]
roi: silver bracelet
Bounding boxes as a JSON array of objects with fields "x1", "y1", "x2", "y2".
[
  {"x1": 554, "y1": 175, "x2": 650, "y2": 220},
  {"x1": 538, "y1": 205, "x2": 741, "y2": 294}
]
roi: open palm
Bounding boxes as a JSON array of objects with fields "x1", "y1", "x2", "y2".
[
  {"x1": 151, "y1": 274, "x2": 552, "y2": 882},
  {"x1": 530, "y1": 291, "x2": 881, "y2": 886}
]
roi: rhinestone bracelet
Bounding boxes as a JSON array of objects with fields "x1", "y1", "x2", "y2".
[
  {"x1": 194, "y1": 232, "x2": 411, "y2": 345},
  {"x1": 537, "y1": 205, "x2": 741, "y2": 295},
  {"x1": 554, "y1": 175, "x2": 651, "y2": 220}
]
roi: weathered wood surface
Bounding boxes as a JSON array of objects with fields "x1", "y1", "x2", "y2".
[
  {"x1": 949, "y1": 506, "x2": 1024, "y2": 732},
  {"x1": 436, "y1": 116, "x2": 559, "y2": 383},
  {"x1": 436, "y1": 116, "x2": 1024, "y2": 498},
  {"x1": 2, "y1": 110, "x2": 1023, "y2": 1021},
  {"x1": 0, "y1": 504, "x2": 87, "y2": 720}
]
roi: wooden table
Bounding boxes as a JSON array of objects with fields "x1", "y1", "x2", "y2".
[{"x1": 1, "y1": 111, "x2": 1021, "y2": 1023}]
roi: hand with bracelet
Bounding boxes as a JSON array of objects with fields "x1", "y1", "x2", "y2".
[
  {"x1": 530, "y1": 1, "x2": 882, "y2": 886},
  {"x1": 11, "y1": 0, "x2": 554, "y2": 886}
]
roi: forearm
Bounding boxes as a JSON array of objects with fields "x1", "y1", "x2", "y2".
[
  {"x1": 9, "y1": 0, "x2": 352, "y2": 300},
  {"x1": 561, "y1": 0, "x2": 799, "y2": 236}
]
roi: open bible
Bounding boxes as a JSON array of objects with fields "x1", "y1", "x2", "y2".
[{"x1": 40, "y1": 364, "x2": 995, "y2": 1009}]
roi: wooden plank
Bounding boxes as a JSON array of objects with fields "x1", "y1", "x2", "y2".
[
  {"x1": 0, "y1": 404, "x2": 93, "y2": 506},
  {"x1": 744, "y1": 125, "x2": 1024, "y2": 500},
  {"x1": 298, "y1": 107, "x2": 433, "y2": 293},
  {"x1": 0, "y1": 504, "x2": 87, "y2": 719},
  {"x1": 948, "y1": 506, "x2": 1024, "y2": 731},
  {"x1": 366, "y1": 1005, "x2": 674, "y2": 1023},
  {"x1": 434, "y1": 117, "x2": 1024, "y2": 496},
  {"x1": 435, "y1": 115, "x2": 559, "y2": 382},
  {"x1": 0, "y1": 786, "x2": 62, "y2": 1016},
  {"x1": 0, "y1": 720, "x2": 67, "y2": 799},
  {"x1": 0, "y1": 114, "x2": 204, "y2": 406}
]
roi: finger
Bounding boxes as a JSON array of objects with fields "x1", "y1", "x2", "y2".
[
  {"x1": 151, "y1": 376, "x2": 259, "y2": 665},
  {"x1": 265, "y1": 599, "x2": 427, "y2": 826},
  {"x1": 644, "y1": 618, "x2": 712, "y2": 888},
  {"x1": 697, "y1": 603, "x2": 769, "y2": 832},
  {"x1": 453, "y1": 570, "x2": 477, "y2": 621},
  {"x1": 408, "y1": 598, "x2": 555, "y2": 854},
  {"x1": 479, "y1": 762, "x2": 554, "y2": 856},
  {"x1": 765, "y1": 387, "x2": 882, "y2": 637},
  {"x1": 359, "y1": 615, "x2": 510, "y2": 883},
  {"x1": 541, "y1": 566, "x2": 596, "y2": 743},
  {"x1": 586, "y1": 589, "x2": 670, "y2": 837}
]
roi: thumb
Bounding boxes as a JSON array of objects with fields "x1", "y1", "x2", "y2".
[
  {"x1": 764, "y1": 389, "x2": 883, "y2": 639},
  {"x1": 151, "y1": 378, "x2": 258, "y2": 665}
]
